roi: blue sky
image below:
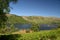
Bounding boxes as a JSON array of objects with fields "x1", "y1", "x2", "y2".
[{"x1": 10, "y1": 0, "x2": 60, "y2": 17}]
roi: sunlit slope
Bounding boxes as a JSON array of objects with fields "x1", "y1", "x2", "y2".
[
  {"x1": 22, "y1": 16, "x2": 60, "y2": 24},
  {"x1": 6, "y1": 14, "x2": 60, "y2": 24},
  {"x1": 7, "y1": 14, "x2": 29, "y2": 24}
]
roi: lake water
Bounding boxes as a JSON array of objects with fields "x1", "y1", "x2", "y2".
[
  {"x1": 7, "y1": 23, "x2": 58, "y2": 30},
  {"x1": 39, "y1": 24, "x2": 58, "y2": 30},
  {"x1": 14, "y1": 23, "x2": 32, "y2": 30}
]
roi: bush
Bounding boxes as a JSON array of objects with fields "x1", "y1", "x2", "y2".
[
  {"x1": 48, "y1": 32, "x2": 57, "y2": 40},
  {"x1": 0, "y1": 34, "x2": 21, "y2": 40},
  {"x1": 30, "y1": 24, "x2": 39, "y2": 32}
]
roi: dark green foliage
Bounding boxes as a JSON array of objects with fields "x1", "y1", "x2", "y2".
[
  {"x1": 0, "y1": 11, "x2": 8, "y2": 28},
  {"x1": 58, "y1": 25, "x2": 60, "y2": 28},
  {"x1": 30, "y1": 24, "x2": 39, "y2": 32},
  {"x1": 0, "y1": 0, "x2": 18, "y2": 29},
  {"x1": 40, "y1": 36, "x2": 48, "y2": 40},
  {"x1": 0, "y1": 0, "x2": 18, "y2": 34},
  {"x1": 48, "y1": 32, "x2": 57, "y2": 40},
  {"x1": 0, "y1": 0, "x2": 18, "y2": 13},
  {"x1": 0, "y1": 34, "x2": 21, "y2": 40}
]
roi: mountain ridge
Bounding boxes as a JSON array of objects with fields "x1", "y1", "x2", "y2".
[{"x1": 6, "y1": 14, "x2": 60, "y2": 24}]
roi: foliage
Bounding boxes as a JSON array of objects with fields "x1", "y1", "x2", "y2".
[
  {"x1": 30, "y1": 24, "x2": 39, "y2": 32},
  {"x1": 0, "y1": 29, "x2": 60, "y2": 40},
  {"x1": 0, "y1": 0, "x2": 18, "y2": 34},
  {"x1": 0, "y1": 24, "x2": 18, "y2": 34},
  {"x1": 0, "y1": 34, "x2": 21, "y2": 40},
  {"x1": 0, "y1": 0, "x2": 18, "y2": 13},
  {"x1": 0, "y1": 0, "x2": 18, "y2": 28}
]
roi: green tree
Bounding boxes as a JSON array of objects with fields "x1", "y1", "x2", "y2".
[
  {"x1": 30, "y1": 24, "x2": 39, "y2": 32},
  {"x1": 0, "y1": 0, "x2": 18, "y2": 34},
  {"x1": 0, "y1": 0, "x2": 18, "y2": 28}
]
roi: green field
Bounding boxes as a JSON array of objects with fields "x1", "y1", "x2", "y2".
[{"x1": 0, "y1": 29, "x2": 60, "y2": 40}]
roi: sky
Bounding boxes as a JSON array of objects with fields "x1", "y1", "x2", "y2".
[{"x1": 10, "y1": 0, "x2": 60, "y2": 17}]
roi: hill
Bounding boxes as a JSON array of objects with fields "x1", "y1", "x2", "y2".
[
  {"x1": 22, "y1": 16, "x2": 60, "y2": 24},
  {"x1": 7, "y1": 14, "x2": 60, "y2": 25},
  {"x1": 7, "y1": 14, "x2": 29, "y2": 24}
]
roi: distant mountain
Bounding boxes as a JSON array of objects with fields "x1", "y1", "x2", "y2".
[{"x1": 7, "y1": 14, "x2": 60, "y2": 24}]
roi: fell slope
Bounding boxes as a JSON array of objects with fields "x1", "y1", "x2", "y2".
[
  {"x1": 7, "y1": 14, "x2": 29, "y2": 24},
  {"x1": 7, "y1": 14, "x2": 60, "y2": 24},
  {"x1": 22, "y1": 16, "x2": 60, "y2": 24}
]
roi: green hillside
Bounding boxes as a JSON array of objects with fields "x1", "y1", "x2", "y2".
[
  {"x1": 6, "y1": 14, "x2": 60, "y2": 25},
  {"x1": 22, "y1": 16, "x2": 60, "y2": 24},
  {"x1": 7, "y1": 14, "x2": 29, "y2": 24}
]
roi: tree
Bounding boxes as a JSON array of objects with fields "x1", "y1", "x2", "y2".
[
  {"x1": 30, "y1": 24, "x2": 39, "y2": 32},
  {"x1": 0, "y1": 0, "x2": 18, "y2": 34},
  {"x1": 0, "y1": 0, "x2": 18, "y2": 28}
]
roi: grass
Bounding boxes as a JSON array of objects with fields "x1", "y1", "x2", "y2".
[
  {"x1": 17, "y1": 29, "x2": 60, "y2": 40},
  {"x1": 0, "y1": 29, "x2": 60, "y2": 40}
]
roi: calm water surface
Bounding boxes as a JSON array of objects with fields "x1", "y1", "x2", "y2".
[{"x1": 7, "y1": 23, "x2": 58, "y2": 30}]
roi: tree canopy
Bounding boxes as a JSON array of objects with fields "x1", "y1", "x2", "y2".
[{"x1": 0, "y1": 0, "x2": 18, "y2": 27}]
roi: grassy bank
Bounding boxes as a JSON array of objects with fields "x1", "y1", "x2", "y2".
[
  {"x1": 18, "y1": 29, "x2": 60, "y2": 40},
  {"x1": 0, "y1": 29, "x2": 60, "y2": 40}
]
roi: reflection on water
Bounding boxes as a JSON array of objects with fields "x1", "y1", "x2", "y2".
[
  {"x1": 39, "y1": 24, "x2": 58, "y2": 30},
  {"x1": 14, "y1": 23, "x2": 32, "y2": 30},
  {"x1": 7, "y1": 23, "x2": 58, "y2": 30}
]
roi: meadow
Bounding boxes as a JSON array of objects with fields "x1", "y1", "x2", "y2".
[{"x1": 0, "y1": 29, "x2": 60, "y2": 40}]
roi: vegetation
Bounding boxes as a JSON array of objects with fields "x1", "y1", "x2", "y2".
[
  {"x1": 30, "y1": 24, "x2": 39, "y2": 32},
  {"x1": 4, "y1": 14, "x2": 60, "y2": 25},
  {"x1": 23, "y1": 16, "x2": 60, "y2": 24},
  {"x1": 6, "y1": 15, "x2": 60, "y2": 32},
  {"x1": 6, "y1": 15, "x2": 60, "y2": 25},
  {"x1": 0, "y1": 1, "x2": 60, "y2": 39},
  {"x1": 0, "y1": 34, "x2": 21, "y2": 40},
  {"x1": 0, "y1": 24, "x2": 18, "y2": 34},
  {"x1": 0, "y1": 0, "x2": 18, "y2": 34},
  {"x1": 0, "y1": 29, "x2": 60, "y2": 40},
  {"x1": 7, "y1": 14, "x2": 29, "y2": 24},
  {"x1": 1, "y1": 14, "x2": 59, "y2": 32},
  {"x1": 0, "y1": 14, "x2": 60, "y2": 34},
  {"x1": 0, "y1": 0, "x2": 18, "y2": 28},
  {"x1": 0, "y1": 0, "x2": 60, "y2": 40}
]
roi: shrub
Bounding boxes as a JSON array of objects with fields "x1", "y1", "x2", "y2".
[{"x1": 0, "y1": 34, "x2": 21, "y2": 40}]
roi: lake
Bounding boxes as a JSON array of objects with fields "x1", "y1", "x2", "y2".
[
  {"x1": 7, "y1": 23, "x2": 58, "y2": 30},
  {"x1": 39, "y1": 24, "x2": 58, "y2": 30}
]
